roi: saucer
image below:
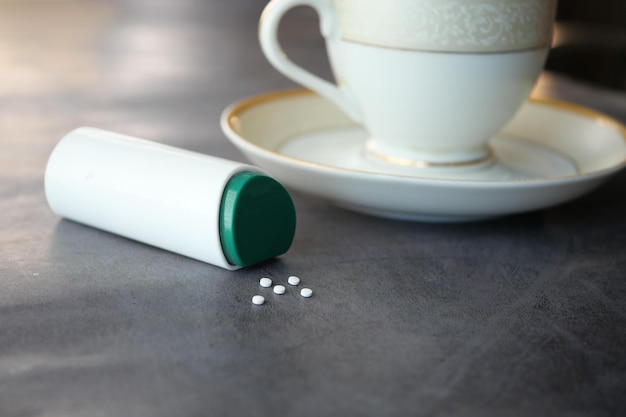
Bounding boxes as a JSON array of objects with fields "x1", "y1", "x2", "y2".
[{"x1": 221, "y1": 89, "x2": 626, "y2": 221}]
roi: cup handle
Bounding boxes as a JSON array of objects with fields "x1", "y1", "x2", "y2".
[{"x1": 259, "y1": 0, "x2": 363, "y2": 122}]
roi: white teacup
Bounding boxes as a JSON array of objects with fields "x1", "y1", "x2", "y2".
[{"x1": 260, "y1": 0, "x2": 557, "y2": 166}]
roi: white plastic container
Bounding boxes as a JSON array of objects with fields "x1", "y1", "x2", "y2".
[{"x1": 45, "y1": 127, "x2": 296, "y2": 270}]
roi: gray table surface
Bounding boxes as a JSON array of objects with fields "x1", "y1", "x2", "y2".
[{"x1": 2, "y1": 1, "x2": 625, "y2": 416}]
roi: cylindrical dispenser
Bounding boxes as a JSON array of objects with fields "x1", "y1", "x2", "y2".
[{"x1": 45, "y1": 127, "x2": 296, "y2": 270}]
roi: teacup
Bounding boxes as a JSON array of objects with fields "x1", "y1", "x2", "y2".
[{"x1": 260, "y1": 0, "x2": 557, "y2": 166}]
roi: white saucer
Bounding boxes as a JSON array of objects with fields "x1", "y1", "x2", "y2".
[{"x1": 221, "y1": 89, "x2": 626, "y2": 221}]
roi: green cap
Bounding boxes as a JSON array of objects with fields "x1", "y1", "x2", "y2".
[{"x1": 219, "y1": 171, "x2": 296, "y2": 267}]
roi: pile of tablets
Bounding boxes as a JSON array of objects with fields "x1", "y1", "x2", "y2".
[{"x1": 252, "y1": 275, "x2": 313, "y2": 305}]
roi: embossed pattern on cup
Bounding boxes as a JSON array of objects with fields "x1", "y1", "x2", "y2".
[{"x1": 334, "y1": 0, "x2": 556, "y2": 52}]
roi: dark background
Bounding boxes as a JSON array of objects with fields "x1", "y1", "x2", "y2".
[{"x1": 548, "y1": 0, "x2": 626, "y2": 90}]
